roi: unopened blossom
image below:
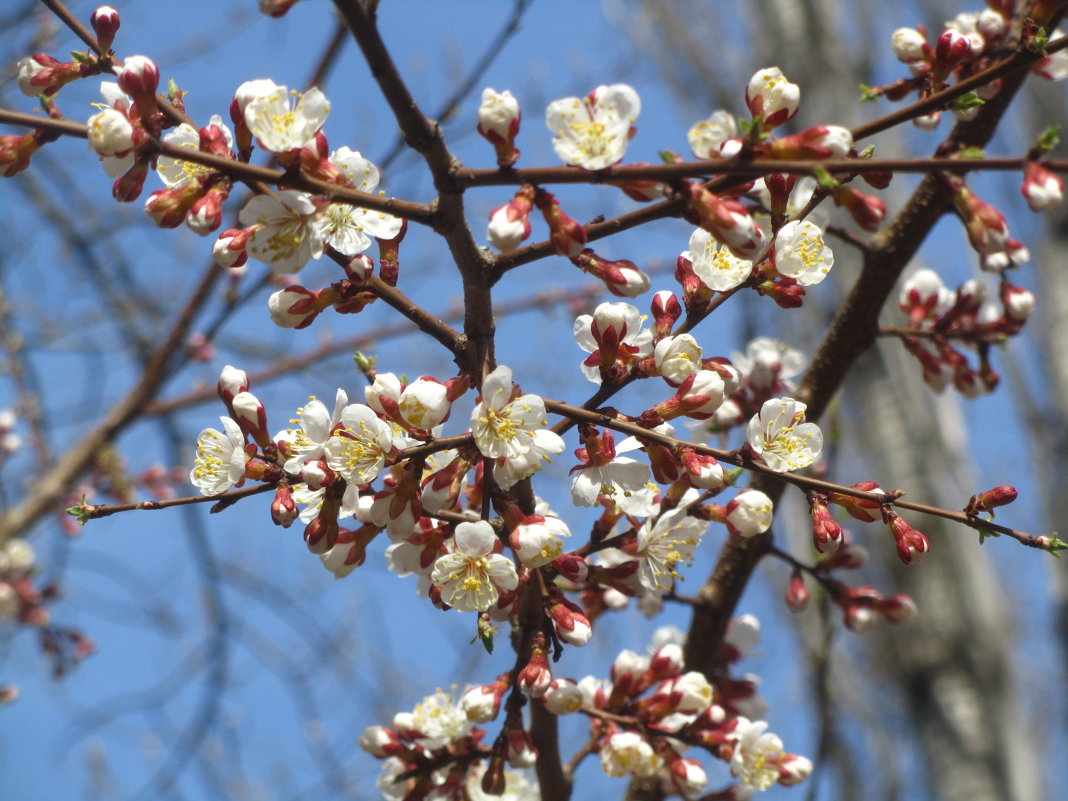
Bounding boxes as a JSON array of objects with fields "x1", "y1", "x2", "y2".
[
  {"x1": 510, "y1": 515, "x2": 571, "y2": 568},
  {"x1": 688, "y1": 110, "x2": 738, "y2": 159},
  {"x1": 745, "y1": 67, "x2": 800, "y2": 131},
  {"x1": 477, "y1": 87, "x2": 522, "y2": 167},
  {"x1": 1021, "y1": 162, "x2": 1065, "y2": 212},
  {"x1": 746, "y1": 397, "x2": 822, "y2": 472},
  {"x1": 17, "y1": 54, "x2": 82, "y2": 98},
  {"x1": 432, "y1": 520, "x2": 519, "y2": 613},
  {"x1": 774, "y1": 221, "x2": 833, "y2": 286},
  {"x1": 892, "y1": 27, "x2": 927, "y2": 62},
  {"x1": 322, "y1": 403, "x2": 394, "y2": 485},
  {"x1": 190, "y1": 416, "x2": 249, "y2": 495},
  {"x1": 688, "y1": 228, "x2": 754, "y2": 292},
  {"x1": 238, "y1": 189, "x2": 324, "y2": 273},
  {"x1": 899, "y1": 268, "x2": 953, "y2": 323},
  {"x1": 573, "y1": 301, "x2": 652, "y2": 383},
  {"x1": 87, "y1": 105, "x2": 135, "y2": 160},
  {"x1": 471, "y1": 365, "x2": 546, "y2": 459},
  {"x1": 600, "y1": 731, "x2": 663, "y2": 778},
  {"x1": 636, "y1": 505, "x2": 708, "y2": 592},
  {"x1": 243, "y1": 82, "x2": 330, "y2": 153},
  {"x1": 542, "y1": 679, "x2": 584, "y2": 715},
  {"x1": 546, "y1": 84, "x2": 640, "y2": 170},
  {"x1": 725, "y1": 489, "x2": 774, "y2": 537},
  {"x1": 730, "y1": 718, "x2": 786, "y2": 791},
  {"x1": 487, "y1": 197, "x2": 532, "y2": 252},
  {"x1": 90, "y1": 6, "x2": 120, "y2": 50},
  {"x1": 654, "y1": 334, "x2": 702, "y2": 385},
  {"x1": 318, "y1": 148, "x2": 403, "y2": 255}
]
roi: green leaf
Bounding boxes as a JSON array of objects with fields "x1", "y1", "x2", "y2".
[
  {"x1": 859, "y1": 84, "x2": 878, "y2": 103},
  {"x1": 353, "y1": 351, "x2": 377, "y2": 373},
  {"x1": 65, "y1": 502, "x2": 93, "y2": 526},
  {"x1": 471, "y1": 615, "x2": 496, "y2": 654},
  {"x1": 858, "y1": 144, "x2": 875, "y2": 159},
  {"x1": 1036, "y1": 125, "x2": 1061, "y2": 153},
  {"x1": 959, "y1": 146, "x2": 986, "y2": 160},
  {"x1": 737, "y1": 117, "x2": 754, "y2": 137},
  {"x1": 814, "y1": 165, "x2": 840, "y2": 189},
  {"x1": 977, "y1": 526, "x2": 1000, "y2": 545},
  {"x1": 952, "y1": 92, "x2": 985, "y2": 112}
]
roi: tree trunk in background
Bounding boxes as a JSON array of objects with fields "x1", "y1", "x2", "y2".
[{"x1": 626, "y1": 1, "x2": 1043, "y2": 798}]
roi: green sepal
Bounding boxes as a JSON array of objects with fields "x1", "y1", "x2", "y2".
[
  {"x1": 65, "y1": 500, "x2": 93, "y2": 526},
  {"x1": 859, "y1": 84, "x2": 878, "y2": 103},
  {"x1": 814, "y1": 165, "x2": 840, "y2": 189}
]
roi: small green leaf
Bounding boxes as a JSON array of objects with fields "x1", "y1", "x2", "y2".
[
  {"x1": 65, "y1": 502, "x2": 93, "y2": 526},
  {"x1": 814, "y1": 165, "x2": 840, "y2": 189},
  {"x1": 1036, "y1": 125, "x2": 1061, "y2": 153},
  {"x1": 471, "y1": 615, "x2": 496, "y2": 654},
  {"x1": 70, "y1": 50, "x2": 91, "y2": 64},
  {"x1": 977, "y1": 526, "x2": 1001, "y2": 544},
  {"x1": 859, "y1": 84, "x2": 878, "y2": 103},
  {"x1": 738, "y1": 117, "x2": 754, "y2": 137},
  {"x1": 353, "y1": 351, "x2": 377, "y2": 373},
  {"x1": 959, "y1": 146, "x2": 986, "y2": 160},
  {"x1": 858, "y1": 144, "x2": 875, "y2": 159},
  {"x1": 952, "y1": 92, "x2": 985, "y2": 112}
]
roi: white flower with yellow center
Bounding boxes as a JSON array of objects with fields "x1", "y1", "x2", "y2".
[
  {"x1": 393, "y1": 688, "x2": 472, "y2": 751},
  {"x1": 239, "y1": 189, "x2": 324, "y2": 274},
  {"x1": 278, "y1": 389, "x2": 348, "y2": 474},
  {"x1": 156, "y1": 115, "x2": 233, "y2": 187},
  {"x1": 746, "y1": 397, "x2": 822, "y2": 472},
  {"x1": 243, "y1": 83, "x2": 329, "y2": 153},
  {"x1": 471, "y1": 365, "x2": 546, "y2": 460},
  {"x1": 730, "y1": 717, "x2": 785, "y2": 791},
  {"x1": 317, "y1": 147, "x2": 403, "y2": 256},
  {"x1": 431, "y1": 521, "x2": 518, "y2": 613},
  {"x1": 189, "y1": 416, "x2": 249, "y2": 495},
  {"x1": 322, "y1": 403, "x2": 394, "y2": 486},
  {"x1": 654, "y1": 334, "x2": 703, "y2": 385},
  {"x1": 688, "y1": 109, "x2": 738, "y2": 159},
  {"x1": 635, "y1": 505, "x2": 709, "y2": 592},
  {"x1": 599, "y1": 731, "x2": 663, "y2": 778},
  {"x1": 774, "y1": 220, "x2": 833, "y2": 286},
  {"x1": 688, "y1": 228, "x2": 754, "y2": 292},
  {"x1": 546, "y1": 84, "x2": 640, "y2": 170}
]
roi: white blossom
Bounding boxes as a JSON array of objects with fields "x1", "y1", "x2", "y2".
[
  {"x1": 688, "y1": 109, "x2": 738, "y2": 159},
  {"x1": 471, "y1": 366, "x2": 546, "y2": 459},
  {"x1": 322, "y1": 403, "x2": 394, "y2": 485},
  {"x1": 243, "y1": 83, "x2": 330, "y2": 152},
  {"x1": 746, "y1": 397, "x2": 823, "y2": 472},
  {"x1": 238, "y1": 189, "x2": 324, "y2": 273},
  {"x1": 546, "y1": 84, "x2": 640, "y2": 170},
  {"x1": 318, "y1": 148, "x2": 403, "y2": 255},
  {"x1": 774, "y1": 220, "x2": 833, "y2": 286},
  {"x1": 635, "y1": 506, "x2": 708, "y2": 592},
  {"x1": 600, "y1": 731, "x2": 663, "y2": 778},
  {"x1": 730, "y1": 718, "x2": 785, "y2": 791},
  {"x1": 431, "y1": 521, "x2": 519, "y2": 612},
  {"x1": 189, "y1": 417, "x2": 248, "y2": 495}
]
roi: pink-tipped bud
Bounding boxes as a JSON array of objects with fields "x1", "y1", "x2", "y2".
[
  {"x1": 0, "y1": 132, "x2": 45, "y2": 178},
  {"x1": 934, "y1": 29, "x2": 975, "y2": 73},
  {"x1": 886, "y1": 512, "x2": 930, "y2": 565},
  {"x1": 756, "y1": 277, "x2": 806, "y2": 309},
  {"x1": 573, "y1": 249, "x2": 650, "y2": 298},
  {"x1": 117, "y1": 55, "x2": 160, "y2": 117},
  {"x1": 1021, "y1": 162, "x2": 1064, "y2": 212},
  {"x1": 271, "y1": 483, "x2": 298, "y2": 527},
  {"x1": 808, "y1": 494, "x2": 844, "y2": 553},
  {"x1": 231, "y1": 391, "x2": 270, "y2": 449},
  {"x1": 828, "y1": 481, "x2": 884, "y2": 522},
  {"x1": 953, "y1": 185, "x2": 1009, "y2": 256},
  {"x1": 681, "y1": 449, "x2": 725, "y2": 490},
  {"x1": 832, "y1": 186, "x2": 887, "y2": 232},
  {"x1": 745, "y1": 67, "x2": 800, "y2": 132},
  {"x1": 965, "y1": 484, "x2": 1017, "y2": 516},
  {"x1": 650, "y1": 290, "x2": 682, "y2": 337},
  {"x1": 357, "y1": 725, "x2": 403, "y2": 758},
  {"x1": 91, "y1": 6, "x2": 121, "y2": 51},
  {"x1": 460, "y1": 674, "x2": 510, "y2": 723},
  {"x1": 767, "y1": 125, "x2": 853, "y2": 160},
  {"x1": 682, "y1": 181, "x2": 765, "y2": 260},
  {"x1": 647, "y1": 643, "x2": 684, "y2": 680},
  {"x1": 878, "y1": 593, "x2": 918, "y2": 624},
  {"x1": 785, "y1": 570, "x2": 809, "y2": 612},
  {"x1": 536, "y1": 189, "x2": 588, "y2": 257},
  {"x1": 477, "y1": 88, "x2": 521, "y2": 168},
  {"x1": 112, "y1": 160, "x2": 149, "y2": 203},
  {"x1": 551, "y1": 553, "x2": 589, "y2": 583},
  {"x1": 267, "y1": 285, "x2": 322, "y2": 329},
  {"x1": 546, "y1": 593, "x2": 592, "y2": 647},
  {"x1": 487, "y1": 186, "x2": 535, "y2": 253},
  {"x1": 504, "y1": 724, "x2": 538, "y2": 768},
  {"x1": 216, "y1": 365, "x2": 249, "y2": 404},
  {"x1": 212, "y1": 227, "x2": 251, "y2": 268},
  {"x1": 517, "y1": 633, "x2": 552, "y2": 697}
]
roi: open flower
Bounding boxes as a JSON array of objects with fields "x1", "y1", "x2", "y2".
[
  {"x1": 318, "y1": 148, "x2": 403, "y2": 255},
  {"x1": 688, "y1": 110, "x2": 738, "y2": 159},
  {"x1": 243, "y1": 82, "x2": 330, "y2": 152},
  {"x1": 746, "y1": 397, "x2": 823, "y2": 472},
  {"x1": 730, "y1": 718, "x2": 786, "y2": 791},
  {"x1": 238, "y1": 189, "x2": 324, "y2": 273},
  {"x1": 432, "y1": 521, "x2": 519, "y2": 612},
  {"x1": 687, "y1": 228, "x2": 754, "y2": 292},
  {"x1": 278, "y1": 389, "x2": 348, "y2": 474},
  {"x1": 323, "y1": 403, "x2": 394, "y2": 485},
  {"x1": 471, "y1": 366, "x2": 546, "y2": 459},
  {"x1": 636, "y1": 505, "x2": 708, "y2": 592},
  {"x1": 190, "y1": 417, "x2": 249, "y2": 495},
  {"x1": 546, "y1": 84, "x2": 640, "y2": 170},
  {"x1": 600, "y1": 731, "x2": 663, "y2": 778},
  {"x1": 774, "y1": 221, "x2": 833, "y2": 286}
]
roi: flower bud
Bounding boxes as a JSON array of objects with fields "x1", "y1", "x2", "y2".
[
  {"x1": 212, "y1": 227, "x2": 251, "y2": 268},
  {"x1": 886, "y1": 512, "x2": 929, "y2": 565},
  {"x1": 891, "y1": 27, "x2": 927, "y2": 63},
  {"x1": 217, "y1": 364, "x2": 249, "y2": 403},
  {"x1": 541, "y1": 678, "x2": 583, "y2": 715},
  {"x1": 268, "y1": 285, "x2": 322, "y2": 329},
  {"x1": 551, "y1": 553, "x2": 589, "y2": 583},
  {"x1": 767, "y1": 125, "x2": 852, "y2": 159},
  {"x1": 1021, "y1": 162, "x2": 1064, "y2": 212},
  {"x1": 547, "y1": 593, "x2": 592, "y2": 646},
  {"x1": 682, "y1": 182, "x2": 765, "y2": 260},
  {"x1": 87, "y1": 107, "x2": 136, "y2": 157},
  {"x1": 113, "y1": 160, "x2": 149, "y2": 203},
  {"x1": 536, "y1": 190, "x2": 588, "y2": 257},
  {"x1": 510, "y1": 515, "x2": 570, "y2": 568},
  {"x1": 808, "y1": 494, "x2": 844, "y2": 553},
  {"x1": 878, "y1": 593, "x2": 918, "y2": 625},
  {"x1": 573, "y1": 249, "x2": 650, "y2": 298},
  {"x1": 785, "y1": 570, "x2": 809, "y2": 612},
  {"x1": 460, "y1": 675, "x2": 510, "y2": 722},
  {"x1": 832, "y1": 186, "x2": 887, "y2": 232},
  {"x1": 0, "y1": 132, "x2": 45, "y2": 178},
  {"x1": 117, "y1": 55, "x2": 160, "y2": 119},
  {"x1": 477, "y1": 87, "x2": 521, "y2": 167},
  {"x1": 231, "y1": 391, "x2": 270, "y2": 449},
  {"x1": 965, "y1": 484, "x2": 1017, "y2": 516},
  {"x1": 724, "y1": 489, "x2": 774, "y2": 537},
  {"x1": 271, "y1": 483, "x2": 298, "y2": 527},
  {"x1": 91, "y1": 6, "x2": 121, "y2": 51},
  {"x1": 487, "y1": 187, "x2": 534, "y2": 253},
  {"x1": 650, "y1": 290, "x2": 681, "y2": 337},
  {"x1": 745, "y1": 67, "x2": 800, "y2": 132}
]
